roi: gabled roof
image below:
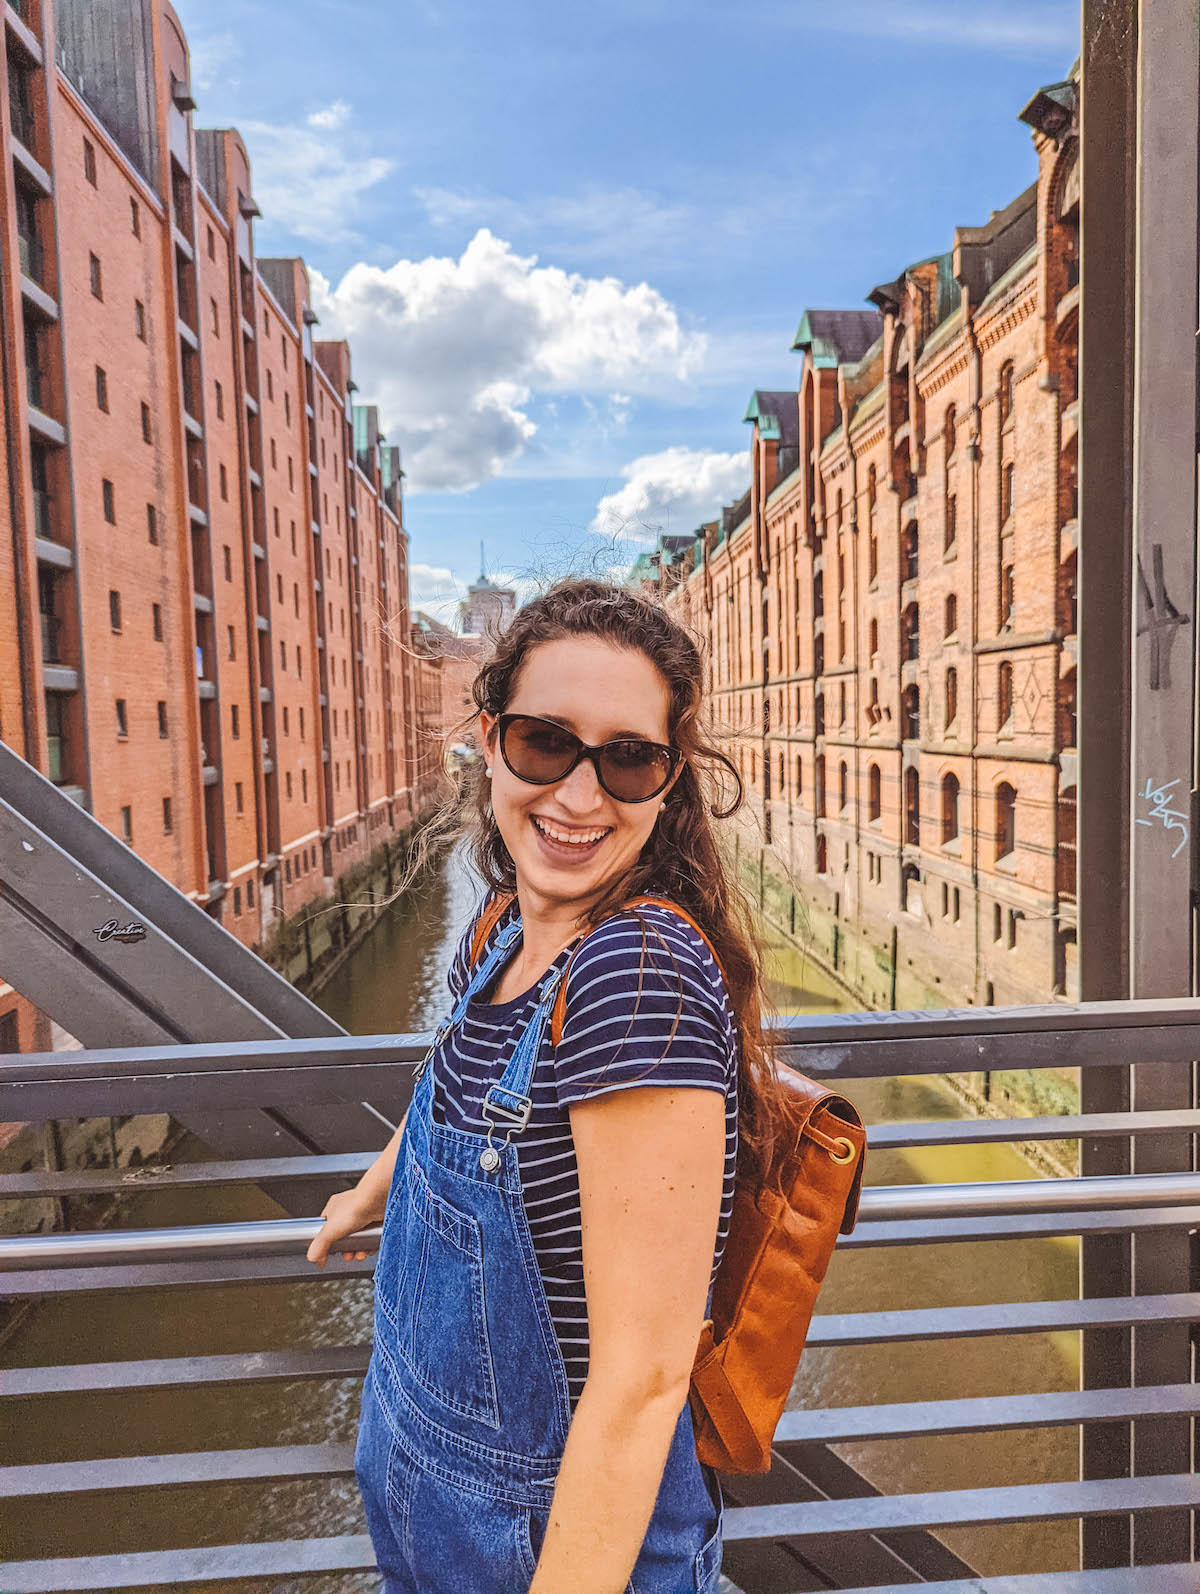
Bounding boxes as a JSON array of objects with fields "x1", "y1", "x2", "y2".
[
  {"x1": 791, "y1": 309, "x2": 883, "y2": 366},
  {"x1": 743, "y1": 389, "x2": 799, "y2": 449}
]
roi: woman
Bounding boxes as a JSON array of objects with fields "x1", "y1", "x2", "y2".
[{"x1": 309, "y1": 579, "x2": 783, "y2": 1594}]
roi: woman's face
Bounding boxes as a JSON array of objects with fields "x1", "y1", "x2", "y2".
[{"x1": 479, "y1": 637, "x2": 679, "y2": 912}]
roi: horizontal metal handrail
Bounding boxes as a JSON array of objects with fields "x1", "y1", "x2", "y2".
[
  {"x1": 6, "y1": 1169, "x2": 1200, "y2": 1270},
  {"x1": 5, "y1": 1112, "x2": 1199, "y2": 1202},
  {"x1": 5, "y1": 995, "x2": 1200, "y2": 1120}
]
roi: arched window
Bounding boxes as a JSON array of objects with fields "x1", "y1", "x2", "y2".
[
  {"x1": 813, "y1": 571, "x2": 824, "y2": 618},
  {"x1": 903, "y1": 861, "x2": 922, "y2": 915},
  {"x1": 944, "y1": 593, "x2": 957, "y2": 638},
  {"x1": 869, "y1": 617, "x2": 879, "y2": 656},
  {"x1": 795, "y1": 753, "x2": 802, "y2": 797},
  {"x1": 944, "y1": 403, "x2": 956, "y2": 458},
  {"x1": 838, "y1": 760, "x2": 848, "y2": 811},
  {"x1": 945, "y1": 666, "x2": 958, "y2": 728},
  {"x1": 902, "y1": 683, "x2": 920, "y2": 740},
  {"x1": 814, "y1": 634, "x2": 825, "y2": 676},
  {"x1": 902, "y1": 524, "x2": 919, "y2": 582},
  {"x1": 1001, "y1": 462, "x2": 1015, "y2": 527},
  {"x1": 867, "y1": 464, "x2": 877, "y2": 510},
  {"x1": 815, "y1": 756, "x2": 826, "y2": 818},
  {"x1": 904, "y1": 765, "x2": 920, "y2": 845},
  {"x1": 867, "y1": 676, "x2": 880, "y2": 725},
  {"x1": 868, "y1": 763, "x2": 881, "y2": 821},
  {"x1": 942, "y1": 772, "x2": 960, "y2": 844},
  {"x1": 901, "y1": 603, "x2": 920, "y2": 661},
  {"x1": 868, "y1": 526, "x2": 878, "y2": 584},
  {"x1": 816, "y1": 833, "x2": 828, "y2": 875},
  {"x1": 996, "y1": 782, "x2": 1016, "y2": 859},
  {"x1": 998, "y1": 660, "x2": 1013, "y2": 728},
  {"x1": 944, "y1": 492, "x2": 957, "y2": 552},
  {"x1": 839, "y1": 681, "x2": 846, "y2": 726},
  {"x1": 999, "y1": 361, "x2": 1014, "y2": 427},
  {"x1": 815, "y1": 693, "x2": 825, "y2": 738}
]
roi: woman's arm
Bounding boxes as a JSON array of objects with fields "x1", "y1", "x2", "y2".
[
  {"x1": 306, "y1": 1108, "x2": 408, "y2": 1267},
  {"x1": 527, "y1": 1084, "x2": 726, "y2": 1594}
]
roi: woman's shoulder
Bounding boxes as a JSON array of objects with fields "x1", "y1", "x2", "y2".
[
  {"x1": 448, "y1": 891, "x2": 518, "y2": 997},
  {"x1": 565, "y1": 901, "x2": 732, "y2": 1024}
]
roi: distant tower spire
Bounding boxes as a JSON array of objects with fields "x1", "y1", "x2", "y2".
[{"x1": 480, "y1": 540, "x2": 486, "y2": 582}]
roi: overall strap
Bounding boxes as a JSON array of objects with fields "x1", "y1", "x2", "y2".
[
  {"x1": 549, "y1": 896, "x2": 725, "y2": 1046},
  {"x1": 469, "y1": 890, "x2": 517, "y2": 966}
]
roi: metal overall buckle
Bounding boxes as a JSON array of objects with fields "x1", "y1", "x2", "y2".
[
  {"x1": 479, "y1": 1086, "x2": 532, "y2": 1172},
  {"x1": 412, "y1": 1017, "x2": 451, "y2": 1084}
]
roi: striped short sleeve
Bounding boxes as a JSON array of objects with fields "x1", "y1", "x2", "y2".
[{"x1": 552, "y1": 906, "x2": 735, "y2": 1107}]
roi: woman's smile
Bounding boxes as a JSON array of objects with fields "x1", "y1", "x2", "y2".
[{"x1": 529, "y1": 813, "x2": 614, "y2": 864}]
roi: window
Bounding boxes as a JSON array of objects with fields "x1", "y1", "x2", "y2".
[
  {"x1": 246, "y1": 880, "x2": 254, "y2": 908},
  {"x1": 227, "y1": 625, "x2": 236, "y2": 660},
  {"x1": 83, "y1": 139, "x2": 97, "y2": 186},
  {"x1": 152, "y1": 602, "x2": 162, "y2": 640},
  {"x1": 945, "y1": 666, "x2": 958, "y2": 728},
  {"x1": 293, "y1": 582, "x2": 299, "y2": 618},
  {"x1": 868, "y1": 763, "x2": 881, "y2": 821},
  {"x1": 944, "y1": 493, "x2": 957, "y2": 552},
  {"x1": 299, "y1": 706, "x2": 305, "y2": 739},
  {"x1": 276, "y1": 572, "x2": 283, "y2": 604},
  {"x1": 283, "y1": 706, "x2": 290, "y2": 736},
  {"x1": 902, "y1": 683, "x2": 920, "y2": 740},
  {"x1": 270, "y1": 438, "x2": 277, "y2": 469},
  {"x1": 839, "y1": 760, "x2": 848, "y2": 811},
  {"x1": 121, "y1": 805, "x2": 133, "y2": 843},
  {"x1": 944, "y1": 403, "x2": 956, "y2": 458},
  {"x1": 280, "y1": 639, "x2": 286, "y2": 671},
  {"x1": 282, "y1": 338, "x2": 289, "y2": 370},
  {"x1": 115, "y1": 698, "x2": 128, "y2": 738},
  {"x1": 274, "y1": 507, "x2": 280, "y2": 538},
  {"x1": 135, "y1": 299, "x2": 146, "y2": 340},
  {"x1": 230, "y1": 703, "x2": 240, "y2": 738},
  {"x1": 267, "y1": 369, "x2": 274, "y2": 402},
  {"x1": 901, "y1": 602, "x2": 919, "y2": 661},
  {"x1": 296, "y1": 645, "x2": 302, "y2": 677},
  {"x1": 942, "y1": 773, "x2": 960, "y2": 844},
  {"x1": 264, "y1": 310, "x2": 271, "y2": 340},
  {"x1": 995, "y1": 782, "x2": 1017, "y2": 860},
  {"x1": 999, "y1": 362, "x2": 1014, "y2": 427},
  {"x1": 945, "y1": 593, "x2": 957, "y2": 638},
  {"x1": 130, "y1": 197, "x2": 141, "y2": 237},
  {"x1": 902, "y1": 525, "x2": 919, "y2": 582},
  {"x1": 103, "y1": 480, "x2": 116, "y2": 523},
  {"x1": 109, "y1": 589, "x2": 121, "y2": 632},
  {"x1": 998, "y1": 660, "x2": 1014, "y2": 728},
  {"x1": 904, "y1": 766, "x2": 920, "y2": 845},
  {"x1": 235, "y1": 780, "x2": 244, "y2": 814},
  {"x1": 233, "y1": 886, "x2": 242, "y2": 916},
  {"x1": 1001, "y1": 563, "x2": 1015, "y2": 628},
  {"x1": 157, "y1": 701, "x2": 168, "y2": 738},
  {"x1": 815, "y1": 755, "x2": 826, "y2": 817},
  {"x1": 215, "y1": 382, "x2": 224, "y2": 421},
  {"x1": 288, "y1": 457, "x2": 294, "y2": 490},
  {"x1": 815, "y1": 834, "x2": 828, "y2": 875},
  {"x1": 219, "y1": 463, "x2": 228, "y2": 500},
  {"x1": 868, "y1": 617, "x2": 878, "y2": 657},
  {"x1": 95, "y1": 366, "x2": 109, "y2": 412},
  {"x1": 1007, "y1": 908, "x2": 1019, "y2": 949},
  {"x1": 207, "y1": 226, "x2": 216, "y2": 260},
  {"x1": 89, "y1": 253, "x2": 103, "y2": 300},
  {"x1": 284, "y1": 392, "x2": 291, "y2": 426},
  {"x1": 1001, "y1": 462, "x2": 1014, "y2": 526},
  {"x1": 302, "y1": 769, "x2": 308, "y2": 803},
  {"x1": 286, "y1": 771, "x2": 293, "y2": 800},
  {"x1": 210, "y1": 298, "x2": 219, "y2": 336},
  {"x1": 994, "y1": 902, "x2": 1003, "y2": 942},
  {"x1": 141, "y1": 402, "x2": 152, "y2": 443},
  {"x1": 162, "y1": 796, "x2": 172, "y2": 834}
]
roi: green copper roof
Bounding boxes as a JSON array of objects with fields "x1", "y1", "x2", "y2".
[{"x1": 742, "y1": 391, "x2": 783, "y2": 439}]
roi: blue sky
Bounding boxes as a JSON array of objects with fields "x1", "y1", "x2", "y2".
[{"x1": 175, "y1": 0, "x2": 1079, "y2": 626}]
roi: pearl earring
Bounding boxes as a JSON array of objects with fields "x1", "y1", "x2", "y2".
[{"x1": 485, "y1": 767, "x2": 493, "y2": 778}]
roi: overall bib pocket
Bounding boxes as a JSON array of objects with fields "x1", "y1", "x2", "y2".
[{"x1": 396, "y1": 1150, "x2": 501, "y2": 1428}]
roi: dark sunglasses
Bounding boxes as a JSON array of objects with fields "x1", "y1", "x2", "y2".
[{"x1": 496, "y1": 714, "x2": 680, "y2": 803}]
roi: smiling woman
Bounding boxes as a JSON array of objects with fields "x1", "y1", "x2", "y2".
[{"x1": 309, "y1": 578, "x2": 788, "y2": 1594}]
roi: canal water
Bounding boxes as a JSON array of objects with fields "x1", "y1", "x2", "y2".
[{"x1": 1, "y1": 845, "x2": 1077, "y2": 1586}]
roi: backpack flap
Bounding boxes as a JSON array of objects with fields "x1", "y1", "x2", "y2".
[{"x1": 780, "y1": 1071, "x2": 867, "y2": 1235}]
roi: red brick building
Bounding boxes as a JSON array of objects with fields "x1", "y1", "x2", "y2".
[
  {"x1": 0, "y1": 0, "x2": 430, "y2": 1046},
  {"x1": 664, "y1": 72, "x2": 1080, "y2": 1011}
]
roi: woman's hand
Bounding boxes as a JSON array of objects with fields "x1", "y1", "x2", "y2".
[{"x1": 307, "y1": 1187, "x2": 384, "y2": 1267}]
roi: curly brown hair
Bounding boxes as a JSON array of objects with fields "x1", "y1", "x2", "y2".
[{"x1": 408, "y1": 576, "x2": 788, "y2": 1183}]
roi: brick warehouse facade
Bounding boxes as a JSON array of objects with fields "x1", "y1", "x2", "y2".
[
  {"x1": 0, "y1": 0, "x2": 453, "y2": 1049},
  {"x1": 659, "y1": 73, "x2": 1080, "y2": 1012}
]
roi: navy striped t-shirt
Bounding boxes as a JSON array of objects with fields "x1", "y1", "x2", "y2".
[{"x1": 429, "y1": 897, "x2": 739, "y2": 1410}]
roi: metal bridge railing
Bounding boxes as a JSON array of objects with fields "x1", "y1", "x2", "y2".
[{"x1": 1, "y1": 1001, "x2": 1198, "y2": 1592}]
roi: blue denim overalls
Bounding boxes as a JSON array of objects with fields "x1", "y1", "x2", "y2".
[{"x1": 355, "y1": 915, "x2": 725, "y2": 1593}]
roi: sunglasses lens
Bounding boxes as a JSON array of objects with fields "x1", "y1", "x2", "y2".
[
  {"x1": 503, "y1": 718, "x2": 579, "y2": 783},
  {"x1": 598, "y1": 742, "x2": 674, "y2": 801}
]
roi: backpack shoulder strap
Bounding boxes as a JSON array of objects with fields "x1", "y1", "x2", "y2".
[
  {"x1": 550, "y1": 896, "x2": 725, "y2": 1047},
  {"x1": 469, "y1": 890, "x2": 518, "y2": 968}
]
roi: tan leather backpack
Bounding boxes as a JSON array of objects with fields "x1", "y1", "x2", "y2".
[{"x1": 467, "y1": 891, "x2": 867, "y2": 1476}]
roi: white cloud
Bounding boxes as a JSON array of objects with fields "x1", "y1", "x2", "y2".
[
  {"x1": 307, "y1": 99, "x2": 352, "y2": 131},
  {"x1": 237, "y1": 103, "x2": 392, "y2": 244},
  {"x1": 590, "y1": 448, "x2": 750, "y2": 545},
  {"x1": 189, "y1": 31, "x2": 239, "y2": 94},
  {"x1": 311, "y1": 230, "x2": 705, "y2": 493}
]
